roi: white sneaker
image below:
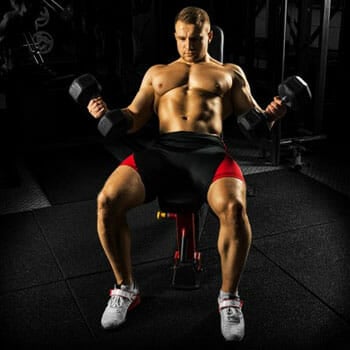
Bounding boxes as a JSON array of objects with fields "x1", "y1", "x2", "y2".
[
  {"x1": 218, "y1": 297, "x2": 245, "y2": 341},
  {"x1": 101, "y1": 284, "x2": 141, "y2": 330}
]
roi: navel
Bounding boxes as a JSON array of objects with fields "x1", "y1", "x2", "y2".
[{"x1": 182, "y1": 116, "x2": 188, "y2": 120}]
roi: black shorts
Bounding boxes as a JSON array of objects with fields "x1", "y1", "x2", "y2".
[{"x1": 119, "y1": 131, "x2": 244, "y2": 203}]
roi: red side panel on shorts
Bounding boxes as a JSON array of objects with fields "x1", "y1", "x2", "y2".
[
  {"x1": 212, "y1": 154, "x2": 244, "y2": 182},
  {"x1": 121, "y1": 153, "x2": 243, "y2": 182},
  {"x1": 120, "y1": 154, "x2": 138, "y2": 171}
]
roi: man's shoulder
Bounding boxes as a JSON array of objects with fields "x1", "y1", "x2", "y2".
[
  {"x1": 145, "y1": 63, "x2": 168, "y2": 75},
  {"x1": 221, "y1": 63, "x2": 248, "y2": 80},
  {"x1": 222, "y1": 62, "x2": 243, "y2": 72},
  {"x1": 150, "y1": 63, "x2": 168, "y2": 69}
]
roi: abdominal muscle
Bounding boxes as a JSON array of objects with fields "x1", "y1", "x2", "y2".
[{"x1": 157, "y1": 87, "x2": 224, "y2": 135}]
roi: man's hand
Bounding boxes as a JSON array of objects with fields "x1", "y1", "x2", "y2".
[
  {"x1": 87, "y1": 97, "x2": 108, "y2": 119},
  {"x1": 265, "y1": 96, "x2": 287, "y2": 122}
]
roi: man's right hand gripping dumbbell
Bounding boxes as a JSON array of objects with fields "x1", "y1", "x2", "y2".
[{"x1": 69, "y1": 73, "x2": 133, "y2": 138}]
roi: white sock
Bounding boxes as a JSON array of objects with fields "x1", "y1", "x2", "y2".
[
  {"x1": 219, "y1": 290, "x2": 239, "y2": 301},
  {"x1": 121, "y1": 281, "x2": 137, "y2": 292}
]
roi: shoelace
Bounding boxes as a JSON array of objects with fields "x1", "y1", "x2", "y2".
[
  {"x1": 109, "y1": 295, "x2": 125, "y2": 310},
  {"x1": 108, "y1": 288, "x2": 135, "y2": 310}
]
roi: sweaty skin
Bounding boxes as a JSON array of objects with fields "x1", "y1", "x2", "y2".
[{"x1": 87, "y1": 20, "x2": 286, "y2": 295}]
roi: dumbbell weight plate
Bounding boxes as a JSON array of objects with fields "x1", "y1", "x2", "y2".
[
  {"x1": 69, "y1": 73, "x2": 102, "y2": 106},
  {"x1": 278, "y1": 75, "x2": 312, "y2": 111}
]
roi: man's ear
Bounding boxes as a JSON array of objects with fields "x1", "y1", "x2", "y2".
[{"x1": 208, "y1": 30, "x2": 213, "y2": 43}]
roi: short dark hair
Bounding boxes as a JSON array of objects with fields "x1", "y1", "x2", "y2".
[{"x1": 174, "y1": 6, "x2": 211, "y2": 28}]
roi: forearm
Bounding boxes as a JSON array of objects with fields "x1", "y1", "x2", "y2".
[{"x1": 120, "y1": 108, "x2": 142, "y2": 134}]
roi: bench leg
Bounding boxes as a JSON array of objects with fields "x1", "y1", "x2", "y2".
[{"x1": 157, "y1": 210, "x2": 202, "y2": 289}]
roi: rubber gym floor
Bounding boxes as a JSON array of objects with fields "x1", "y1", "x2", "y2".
[{"x1": 1, "y1": 126, "x2": 350, "y2": 348}]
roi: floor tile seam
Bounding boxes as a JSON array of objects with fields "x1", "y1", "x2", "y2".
[
  {"x1": 32, "y1": 210, "x2": 69, "y2": 281},
  {"x1": 299, "y1": 172, "x2": 350, "y2": 199},
  {"x1": 0, "y1": 275, "x2": 98, "y2": 341},
  {"x1": 252, "y1": 219, "x2": 339, "y2": 242},
  {"x1": 251, "y1": 245, "x2": 350, "y2": 325},
  {"x1": 65, "y1": 279, "x2": 98, "y2": 341}
]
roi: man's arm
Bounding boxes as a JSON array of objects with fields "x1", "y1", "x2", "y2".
[
  {"x1": 87, "y1": 65, "x2": 159, "y2": 135},
  {"x1": 230, "y1": 64, "x2": 263, "y2": 115},
  {"x1": 231, "y1": 64, "x2": 285, "y2": 121},
  {"x1": 123, "y1": 65, "x2": 161, "y2": 133},
  {"x1": 230, "y1": 64, "x2": 286, "y2": 126}
]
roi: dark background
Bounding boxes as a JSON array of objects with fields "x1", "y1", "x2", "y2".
[{"x1": 0, "y1": 0, "x2": 347, "y2": 149}]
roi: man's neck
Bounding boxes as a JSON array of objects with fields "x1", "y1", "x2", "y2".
[{"x1": 177, "y1": 54, "x2": 210, "y2": 65}]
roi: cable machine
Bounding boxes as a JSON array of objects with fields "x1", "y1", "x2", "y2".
[
  {"x1": 258, "y1": 0, "x2": 333, "y2": 167},
  {"x1": 247, "y1": 0, "x2": 337, "y2": 167}
]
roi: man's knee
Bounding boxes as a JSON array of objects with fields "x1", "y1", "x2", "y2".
[
  {"x1": 97, "y1": 190, "x2": 109, "y2": 209},
  {"x1": 97, "y1": 188, "x2": 125, "y2": 216},
  {"x1": 214, "y1": 197, "x2": 251, "y2": 244},
  {"x1": 212, "y1": 196, "x2": 246, "y2": 223},
  {"x1": 97, "y1": 176, "x2": 145, "y2": 216},
  {"x1": 97, "y1": 191, "x2": 113, "y2": 218}
]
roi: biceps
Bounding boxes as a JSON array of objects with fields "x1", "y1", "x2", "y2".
[
  {"x1": 128, "y1": 87, "x2": 154, "y2": 116},
  {"x1": 126, "y1": 87, "x2": 155, "y2": 131},
  {"x1": 232, "y1": 85, "x2": 262, "y2": 116}
]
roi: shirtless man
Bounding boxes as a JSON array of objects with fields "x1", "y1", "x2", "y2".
[{"x1": 87, "y1": 6, "x2": 286, "y2": 342}]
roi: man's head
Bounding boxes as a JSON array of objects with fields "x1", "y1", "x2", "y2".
[{"x1": 174, "y1": 6, "x2": 213, "y2": 63}]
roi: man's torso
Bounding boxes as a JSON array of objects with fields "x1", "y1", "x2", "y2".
[{"x1": 151, "y1": 59, "x2": 235, "y2": 135}]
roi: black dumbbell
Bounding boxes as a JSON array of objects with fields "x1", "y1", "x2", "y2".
[
  {"x1": 237, "y1": 75, "x2": 312, "y2": 135},
  {"x1": 69, "y1": 73, "x2": 102, "y2": 107},
  {"x1": 68, "y1": 73, "x2": 132, "y2": 138}
]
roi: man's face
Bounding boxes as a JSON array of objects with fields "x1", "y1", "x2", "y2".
[{"x1": 174, "y1": 20, "x2": 212, "y2": 63}]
